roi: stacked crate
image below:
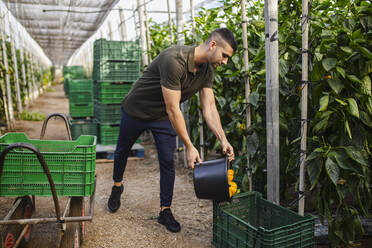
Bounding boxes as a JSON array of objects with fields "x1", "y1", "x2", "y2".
[
  {"x1": 68, "y1": 79, "x2": 97, "y2": 140},
  {"x1": 93, "y1": 39, "x2": 141, "y2": 145},
  {"x1": 62, "y1": 65, "x2": 85, "y2": 96}
]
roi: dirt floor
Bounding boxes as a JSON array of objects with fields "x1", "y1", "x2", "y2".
[{"x1": 0, "y1": 84, "x2": 214, "y2": 248}]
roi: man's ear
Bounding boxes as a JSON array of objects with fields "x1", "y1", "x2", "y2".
[{"x1": 209, "y1": 40, "x2": 217, "y2": 51}]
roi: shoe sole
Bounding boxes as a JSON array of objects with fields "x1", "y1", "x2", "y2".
[
  {"x1": 108, "y1": 200, "x2": 120, "y2": 213},
  {"x1": 157, "y1": 218, "x2": 181, "y2": 233}
]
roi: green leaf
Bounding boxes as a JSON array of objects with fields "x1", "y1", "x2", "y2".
[
  {"x1": 319, "y1": 95, "x2": 329, "y2": 111},
  {"x1": 360, "y1": 111, "x2": 372, "y2": 128},
  {"x1": 325, "y1": 157, "x2": 339, "y2": 186},
  {"x1": 315, "y1": 52, "x2": 323, "y2": 61},
  {"x1": 345, "y1": 119, "x2": 352, "y2": 139},
  {"x1": 311, "y1": 62, "x2": 325, "y2": 82},
  {"x1": 336, "y1": 67, "x2": 345, "y2": 78},
  {"x1": 362, "y1": 60, "x2": 372, "y2": 76},
  {"x1": 232, "y1": 55, "x2": 240, "y2": 67},
  {"x1": 313, "y1": 116, "x2": 330, "y2": 133},
  {"x1": 361, "y1": 75, "x2": 371, "y2": 96},
  {"x1": 328, "y1": 78, "x2": 344, "y2": 94},
  {"x1": 343, "y1": 18, "x2": 356, "y2": 31},
  {"x1": 347, "y1": 75, "x2": 362, "y2": 84},
  {"x1": 289, "y1": 45, "x2": 298, "y2": 53},
  {"x1": 307, "y1": 149, "x2": 323, "y2": 161},
  {"x1": 347, "y1": 98, "x2": 359, "y2": 118},
  {"x1": 340, "y1": 46, "x2": 353, "y2": 54},
  {"x1": 352, "y1": 29, "x2": 362, "y2": 40},
  {"x1": 320, "y1": 110, "x2": 334, "y2": 119},
  {"x1": 321, "y1": 29, "x2": 333, "y2": 38},
  {"x1": 344, "y1": 146, "x2": 368, "y2": 166},
  {"x1": 322, "y1": 58, "x2": 337, "y2": 71},
  {"x1": 359, "y1": 46, "x2": 372, "y2": 59},
  {"x1": 332, "y1": 151, "x2": 354, "y2": 171},
  {"x1": 279, "y1": 59, "x2": 289, "y2": 78},
  {"x1": 307, "y1": 158, "x2": 322, "y2": 190},
  {"x1": 335, "y1": 98, "x2": 348, "y2": 106},
  {"x1": 248, "y1": 92, "x2": 259, "y2": 107},
  {"x1": 367, "y1": 97, "x2": 372, "y2": 116},
  {"x1": 256, "y1": 69, "x2": 266, "y2": 76}
]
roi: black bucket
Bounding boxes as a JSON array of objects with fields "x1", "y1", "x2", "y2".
[{"x1": 193, "y1": 157, "x2": 230, "y2": 202}]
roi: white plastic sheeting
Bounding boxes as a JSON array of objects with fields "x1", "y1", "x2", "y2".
[
  {"x1": 3, "y1": 0, "x2": 120, "y2": 66},
  {"x1": 68, "y1": 0, "x2": 219, "y2": 66}
]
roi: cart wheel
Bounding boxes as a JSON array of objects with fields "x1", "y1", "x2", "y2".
[
  {"x1": 60, "y1": 197, "x2": 84, "y2": 248},
  {"x1": 3, "y1": 227, "x2": 17, "y2": 248},
  {"x1": 70, "y1": 197, "x2": 84, "y2": 243},
  {"x1": 20, "y1": 196, "x2": 34, "y2": 245},
  {"x1": 1, "y1": 196, "x2": 33, "y2": 248},
  {"x1": 60, "y1": 223, "x2": 81, "y2": 248}
]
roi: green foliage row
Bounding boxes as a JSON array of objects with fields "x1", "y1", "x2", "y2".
[
  {"x1": 0, "y1": 39, "x2": 53, "y2": 122},
  {"x1": 20, "y1": 110, "x2": 45, "y2": 121},
  {"x1": 148, "y1": 0, "x2": 372, "y2": 246}
]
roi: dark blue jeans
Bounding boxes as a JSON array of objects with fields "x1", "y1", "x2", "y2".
[{"x1": 113, "y1": 109, "x2": 177, "y2": 207}]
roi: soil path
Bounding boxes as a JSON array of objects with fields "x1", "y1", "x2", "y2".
[{"x1": 0, "y1": 84, "x2": 213, "y2": 248}]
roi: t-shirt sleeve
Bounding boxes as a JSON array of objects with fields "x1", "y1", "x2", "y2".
[{"x1": 159, "y1": 53, "x2": 184, "y2": 91}]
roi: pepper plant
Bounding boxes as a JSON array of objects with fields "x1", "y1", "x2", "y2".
[{"x1": 148, "y1": 0, "x2": 371, "y2": 246}]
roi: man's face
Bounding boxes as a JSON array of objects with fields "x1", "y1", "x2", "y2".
[{"x1": 208, "y1": 40, "x2": 234, "y2": 68}]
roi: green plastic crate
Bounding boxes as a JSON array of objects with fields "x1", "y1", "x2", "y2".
[
  {"x1": 0, "y1": 133, "x2": 96, "y2": 197},
  {"x1": 99, "y1": 123, "x2": 120, "y2": 145},
  {"x1": 213, "y1": 192, "x2": 315, "y2": 248},
  {"x1": 68, "y1": 79, "x2": 93, "y2": 93},
  {"x1": 94, "y1": 81, "x2": 133, "y2": 104},
  {"x1": 63, "y1": 78, "x2": 69, "y2": 96},
  {"x1": 98, "y1": 123, "x2": 140, "y2": 145},
  {"x1": 94, "y1": 102, "x2": 122, "y2": 124},
  {"x1": 69, "y1": 92, "x2": 93, "y2": 105},
  {"x1": 93, "y1": 60, "x2": 140, "y2": 81},
  {"x1": 94, "y1": 39, "x2": 141, "y2": 61},
  {"x1": 70, "y1": 119, "x2": 98, "y2": 140},
  {"x1": 63, "y1": 65, "x2": 85, "y2": 79},
  {"x1": 70, "y1": 103, "x2": 94, "y2": 118}
]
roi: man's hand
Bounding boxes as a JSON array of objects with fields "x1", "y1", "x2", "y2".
[
  {"x1": 221, "y1": 139, "x2": 235, "y2": 162},
  {"x1": 186, "y1": 144, "x2": 201, "y2": 169}
]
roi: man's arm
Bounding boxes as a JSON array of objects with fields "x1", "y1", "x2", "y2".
[
  {"x1": 161, "y1": 86, "x2": 201, "y2": 168},
  {"x1": 200, "y1": 87, "x2": 235, "y2": 161}
]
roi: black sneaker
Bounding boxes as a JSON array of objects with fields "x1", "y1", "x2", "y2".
[
  {"x1": 157, "y1": 208, "x2": 181, "y2": 233},
  {"x1": 108, "y1": 184, "x2": 124, "y2": 212}
]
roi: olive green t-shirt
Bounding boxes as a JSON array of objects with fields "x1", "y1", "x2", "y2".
[{"x1": 122, "y1": 45, "x2": 214, "y2": 121}]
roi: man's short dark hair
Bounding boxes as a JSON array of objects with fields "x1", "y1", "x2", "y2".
[{"x1": 206, "y1": 28, "x2": 237, "y2": 52}]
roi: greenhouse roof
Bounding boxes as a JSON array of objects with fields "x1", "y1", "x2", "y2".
[{"x1": 3, "y1": 0, "x2": 120, "y2": 65}]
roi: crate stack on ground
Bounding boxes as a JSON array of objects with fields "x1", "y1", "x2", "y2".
[
  {"x1": 93, "y1": 39, "x2": 141, "y2": 145},
  {"x1": 62, "y1": 65, "x2": 85, "y2": 97},
  {"x1": 68, "y1": 79, "x2": 97, "y2": 140}
]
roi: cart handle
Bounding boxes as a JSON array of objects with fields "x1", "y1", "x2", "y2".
[
  {"x1": 40, "y1": 113, "x2": 72, "y2": 140},
  {"x1": 0, "y1": 142, "x2": 62, "y2": 223}
]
